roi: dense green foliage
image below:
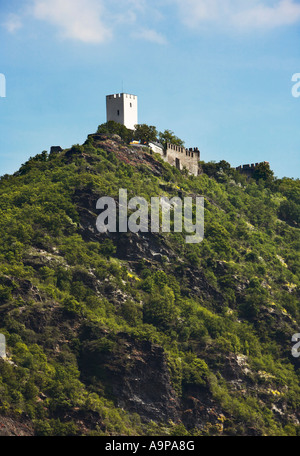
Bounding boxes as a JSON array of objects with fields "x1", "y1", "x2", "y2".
[
  {"x1": 96, "y1": 122, "x2": 184, "y2": 149},
  {"x1": 134, "y1": 124, "x2": 158, "y2": 144},
  {"x1": 158, "y1": 130, "x2": 184, "y2": 148},
  {"x1": 97, "y1": 121, "x2": 134, "y2": 144},
  {"x1": 0, "y1": 131, "x2": 299, "y2": 436}
]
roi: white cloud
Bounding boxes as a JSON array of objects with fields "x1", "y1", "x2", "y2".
[
  {"x1": 126, "y1": 0, "x2": 147, "y2": 12},
  {"x1": 31, "y1": 0, "x2": 112, "y2": 43},
  {"x1": 132, "y1": 28, "x2": 167, "y2": 44},
  {"x1": 3, "y1": 14, "x2": 23, "y2": 33},
  {"x1": 4, "y1": 0, "x2": 300, "y2": 43},
  {"x1": 176, "y1": 0, "x2": 300, "y2": 30},
  {"x1": 234, "y1": 0, "x2": 300, "y2": 29},
  {"x1": 28, "y1": 0, "x2": 166, "y2": 45}
]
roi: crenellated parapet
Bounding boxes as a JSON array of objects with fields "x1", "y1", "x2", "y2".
[
  {"x1": 236, "y1": 162, "x2": 269, "y2": 177},
  {"x1": 157, "y1": 143, "x2": 200, "y2": 176}
]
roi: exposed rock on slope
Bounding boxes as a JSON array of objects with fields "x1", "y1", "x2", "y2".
[{"x1": 0, "y1": 131, "x2": 299, "y2": 436}]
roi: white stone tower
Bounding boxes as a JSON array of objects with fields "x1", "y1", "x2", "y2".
[{"x1": 106, "y1": 93, "x2": 138, "y2": 130}]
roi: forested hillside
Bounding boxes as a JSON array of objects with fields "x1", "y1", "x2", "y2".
[{"x1": 0, "y1": 128, "x2": 299, "y2": 436}]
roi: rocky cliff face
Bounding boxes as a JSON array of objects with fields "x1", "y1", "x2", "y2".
[
  {"x1": 80, "y1": 332, "x2": 180, "y2": 422},
  {"x1": 0, "y1": 413, "x2": 34, "y2": 436}
]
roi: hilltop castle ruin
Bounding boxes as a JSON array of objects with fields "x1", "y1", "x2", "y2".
[{"x1": 106, "y1": 93, "x2": 200, "y2": 176}]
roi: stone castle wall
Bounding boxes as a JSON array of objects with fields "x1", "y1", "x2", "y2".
[
  {"x1": 164, "y1": 143, "x2": 200, "y2": 176},
  {"x1": 236, "y1": 162, "x2": 269, "y2": 177}
]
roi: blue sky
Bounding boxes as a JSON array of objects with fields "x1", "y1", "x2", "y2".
[{"x1": 0, "y1": 0, "x2": 300, "y2": 178}]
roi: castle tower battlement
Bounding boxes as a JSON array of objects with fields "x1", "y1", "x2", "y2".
[{"x1": 106, "y1": 93, "x2": 138, "y2": 130}]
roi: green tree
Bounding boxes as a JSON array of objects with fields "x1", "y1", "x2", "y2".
[
  {"x1": 253, "y1": 162, "x2": 274, "y2": 182},
  {"x1": 201, "y1": 160, "x2": 231, "y2": 178},
  {"x1": 278, "y1": 200, "x2": 300, "y2": 227},
  {"x1": 143, "y1": 285, "x2": 178, "y2": 329},
  {"x1": 97, "y1": 121, "x2": 133, "y2": 143},
  {"x1": 158, "y1": 130, "x2": 184, "y2": 148},
  {"x1": 134, "y1": 124, "x2": 158, "y2": 144}
]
